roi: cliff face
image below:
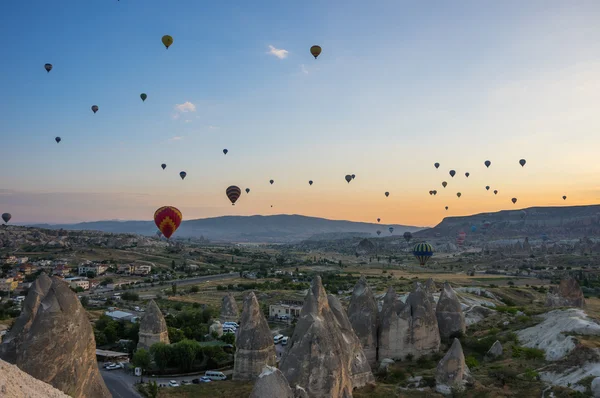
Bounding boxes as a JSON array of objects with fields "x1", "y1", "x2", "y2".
[{"x1": 0, "y1": 358, "x2": 71, "y2": 398}]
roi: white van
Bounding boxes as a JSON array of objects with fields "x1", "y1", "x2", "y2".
[
  {"x1": 273, "y1": 334, "x2": 284, "y2": 344},
  {"x1": 282, "y1": 336, "x2": 289, "y2": 345},
  {"x1": 204, "y1": 371, "x2": 227, "y2": 381}
]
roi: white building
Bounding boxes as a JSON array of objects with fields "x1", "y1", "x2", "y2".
[
  {"x1": 64, "y1": 277, "x2": 90, "y2": 291},
  {"x1": 78, "y1": 263, "x2": 108, "y2": 276},
  {"x1": 269, "y1": 300, "x2": 304, "y2": 319},
  {"x1": 104, "y1": 310, "x2": 137, "y2": 323}
]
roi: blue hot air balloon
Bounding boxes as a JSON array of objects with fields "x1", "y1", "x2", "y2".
[{"x1": 413, "y1": 242, "x2": 434, "y2": 266}]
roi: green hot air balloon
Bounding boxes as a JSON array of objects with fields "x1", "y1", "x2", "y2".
[{"x1": 140, "y1": 93, "x2": 147, "y2": 102}]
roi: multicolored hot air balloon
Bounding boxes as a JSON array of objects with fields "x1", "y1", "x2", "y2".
[
  {"x1": 269, "y1": 179, "x2": 274, "y2": 185},
  {"x1": 385, "y1": 192, "x2": 389, "y2": 197},
  {"x1": 310, "y1": 45, "x2": 322, "y2": 59},
  {"x1": 465, "y1": 172, "x2": 470, "y2": 178},
  {"x1": 485, "y1": 160, "x2": 491, "y2": 168},
  {"x1": 309, "y1": 180, "x2": 313, "y2": 186},
  {"x1": 161, "y1": 164, "x2": 166, "y2": 170},
  {"x1": 483, "y1": 221, "x2": 491, "y2": 229},
  {"x1": 226, "y1": 186, "x2": 241, "y2": 205},
  {"x1": 91, "y1": 105, "x2": 99, "y2": 114},
  {"x1": 55, "y1": 137, "x2": 61, "y2": 143},
  {"x1": 413, "y1": 242, "x2": 434, "y2": 266},
  {"x1": 494, "y1": 190, "x2": 498, "y2": 195},
  {"x1": 245, "y1": 188, "x2": 250, "y2": 194},
  {"x1": 223, "y1": 149, "x2": 228, "y2": 155},
  {"x1": 140, "y1": 93, "x2": 147, "y2": 102},
  {"x1": 162, "y1": 35, "x2": 173, "y2": 49},
  {"x1": 403, "y1": 231, "x2": 412, "y2": 243},
  {"x1": 2, "y1": 213, "x2": 11, "y2": 224},
  {"x1": 179, "y1": 171, "x2": 187, "y2": 180},
  {"x1": 154, "y1": 206, "x2": 182, "y2": 239},
  {"x1": 519, "y1": 159, "x2": 526, "y2": 167},
  {"x1": 486, "y1": 186, "x2": 490, "y2": 191},
  {"x1": 563, "y1": 195, "x2": 567, "y2": 200},
  {"x1": 512, "y1": 198, "x2": 517, "y2": 204},
  {"x1": 345, "y1": 175, "x2": 352, "y2": 183},
  {"x1": 376, "y1": 230, "x2": 381, "y2": 236},
  {"x1": 456, "y1": 192, "x2": 461, "y2": 198},
  {"x1": 434, "y1": 162, "x2": 440, "y2": 169},
  {"x1": 44, "y1": 63, "x2": 53, "y2": 73},
  {"x1": 389, "y1": 227, "x2": 394, "y2": 234},
  {"x1": 442, "y1": 181, "x2": 447, "y2": 188},
  {"x1": 449, "y1": 170, "x2": 456, "y2": 178}
]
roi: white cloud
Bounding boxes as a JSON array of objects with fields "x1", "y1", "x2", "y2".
[
  {"x1": 268, "y1": 45, "x2": 288, "y2": 59},
  {"x1": 174, "y1": 102, "x2": 196, "y2": 113},
  {"x1": 184, "y1": 120, "x2": 192, "y2": 123},
  {"x1": 300, "y1": 64, "x2": 308, "y2": 74},
  {"x1": 208, "y1": 125, "x2": 218, "y2": 130},
  {"x1": 169, "y1": 136, "x2": 184, "y2": 141}
]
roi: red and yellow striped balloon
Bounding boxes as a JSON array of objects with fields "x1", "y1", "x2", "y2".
[
  {"x1": 154, "y1": 206, "x2": 182, "y2": 239},
  {"x1": 226, "y1": 186, "x2": 241, "y2": 205}
]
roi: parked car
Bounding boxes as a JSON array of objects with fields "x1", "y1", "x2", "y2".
[
  {"x1": 105, "y1": 363, "x2": 122, "y2": 370},
  {"x1": 102, "y1": 362, "x2": 115, "y2": 369},
  {"x1": 282, "y1": 336, "x2": 289, "y2": 345},
  {"x1": 198, "y1": 376, "x2": 212, "y2": 383},
  {"x1": 273, "y1": 334, "x2": 284, "y2": 344},
  {"x1": 180, "y1": 380, "x2": 191, "y2": 385},
  {"x1": 168, "y1": 380, "x2": 180, "y2": 387}
]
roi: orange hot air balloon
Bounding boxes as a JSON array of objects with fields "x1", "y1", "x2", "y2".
[
  {"x1": 154, "y1": 206, "x2": 182, "y2": 239},
  {"x1": 226, "y1": 185, "x2": 242, "y2": 205}
]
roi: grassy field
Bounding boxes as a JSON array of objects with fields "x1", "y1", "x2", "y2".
[{"x1": 155, "y1": 381, "x2": 253, "y2": 398}]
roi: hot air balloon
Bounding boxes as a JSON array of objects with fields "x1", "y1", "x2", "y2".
[
  {"x1": 434, "y1": 162, "x2": 440, "y2": 169},
  {"x1": 432, "y1": 190, "x2": 437, "y2": 195},
  {"x1": 245, "y1": 188, "x2": 250, "y2": 194},
  {"x1": 413, "y1": 242, "x2": 434, "y2": 266},
  {"x1": 512, "y1": 198, "x2": 517, "y2": 204},
  {"x1": 2, "y1": 213, "x2": 11, "y2": 224},
  {"x1": 377, "y1": 218, "x2": 381, "y2": 223},
  {"x1": 180, "y1": 171, "x2": 187, "y2": 180},
  {"x1": 154, "y1": 206, "x2": 182, "y2": 239},
  {"x1": 162, "y1": 35, "x2": 173, "y2": 49},
  {"x1": 309, "y1": 180, "x2": 313, "y2": 186},
  {"x1": 465, "y1": 172, "x2": 470, "y2": 178},
  {"x1": 376, "y1": 230, "x2": 381, "y2": 236},
  {"x1": 456, "y1": 231, "x2": 467, "y2": 246},
  {"x1": 457, "y1": 192, "x2": 461, "y2": 198},
  {"x1": 520, "y1": 210, "x2": 527, "y2": 219},
  {"x1": 352, "y1": 174, "x2": 356, "y2": 180},
  {"x1": 429, "y1": 191, "x2": 433, "y2": 196},
  {"x1": 483, "y1": 221, "x2": 491, "y2": 229},
  {"x1": 385, "y1": 192, "x2": 389, "y2": 197},
  {"x1": 270, "y1": 179, "x2": 274, "y2": 185},
  {"x1": 486, "y1": 186, "x2": 490, "y2": 191},
  {"x1": 442, "y1": 181, "x2": 447, "y2": 188},
  {"x1": 563, "y1": 195, "x2": 567, "y2": 200},
  {"x1": 389, "y1": 227, "x2": 394, "y2": 234},
  {"x1": 55, "y1": 137, "x2": 61, "y2": 144},
  {"x1": 519, "y1": 159, "x2": 526, "y2": 167},
  {"x1": 484, "y1": 160, "x2": 491, "y2": 168},
  {"x1": 226, "y1": 186, "x2": 242, "y2": 205},
  {"x1": 494, "y1": 190, "x2": 498, "y2": 195},
  {"x1": 471, "y1": 225, "x2": 477, "y2": 232},
  {"x1": 91, "y1": 105, "x2": 99, "y2": 114},
  {"x1": 223, "y1": 149, "x2": 228, "y2": 155},
  {"x1": 445, "y1": 206, "x2": 449, "y2": 210},
  {"x1": 161, "y1": 163, "x2": 166, "y2": 170},
  {"x1": 345, "y1": 175, "x2": 352, "y2": 183},
  {"x1": 140, "y1": 93, "x2": 147, "y2": 102},
  {"x1": 310, "y1": 45, "x2": 322, "y2": 59},
  {"x1": 44, "y1": 63, "x2": 53, "y2": 73},
  {"x1": 449, "y1": 170, "x2": 456, "y2": 178},
  {"x1": 403, "y1": 231, "x2": 412, "y2": 243}
]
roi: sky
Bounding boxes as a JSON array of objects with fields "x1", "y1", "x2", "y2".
[{"x1": 1, "y1": 0, "x2": 600, "y2": 226}]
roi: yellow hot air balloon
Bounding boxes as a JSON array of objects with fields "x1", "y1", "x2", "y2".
[
  {"x1": 162, "y1": 35, "x2": 174, "y2": 49},
  {"x1": 310, "y1": 45, "x2": 322, "y2": 59}
]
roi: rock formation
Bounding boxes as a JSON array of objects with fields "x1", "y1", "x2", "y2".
[
  {"x1": 233, "y1": 292, "x2": 276, "y2": 380},
  {"x1": 137, "y1": 300, "x2": 169, "y2": 350},
  {"x1": 546, "y1": 278, "x2": 586, "y2": 308},
  {"x1": 2, "y1": 276, "x2": 111, "y2": 398},
  {"x1": 0, "y1": 272, "x2": 52, "y2": 363},
  {"x1": 250, "y1": 365, "x2": 294, "y2": 398},
  {"x1": 347, "y1": 276, "x2": 378, "y2": 366},
  {"x1": 221, "y1": 292, "x2": 240, "y2": 323},
  {"x1": 280, "y1": 276, "x2": 374, "y2": 397},
  {"x1": 0, "y1": 358, "x2": 70, "y2": 398},
  {"x1": 436, "y1": 338, "x2": 468, "y2": 395},
  {"x1": 328, "y1": 294, "x2": 376, "y2": 387},
  {"x1": 436, "y1": 283, "x2": 466, "y2": 339},
  {"x1": 209, "y1": 320, "x2": 223, "y2": 338},
  {"x1": 591, "y1": 377, "x2": 600, "y2": 398},
  {"x1": 378, "y1": 285, "x2": 440, "y2": 361},
  {"x1": 486, "y1": 340, "x2": 502, "y2": 358}
]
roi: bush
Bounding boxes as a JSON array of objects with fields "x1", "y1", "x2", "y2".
[
  {"x1": 405, "y1": 353, "x2": 414, "y2": 362},
  {"x1": 524, "y1": 368, "x2": 539, "y2": 381},
  {"x1": 512, "y1": 345, "x2": 545, "y2": 360},
  {"x1": 465, "y1": 355, "x2": 479, "y2": 368},
  {"x1": 489, "y1": 368, "x2": 519, "y2": 385},
  {"x1": 386, "y1": 368, "x2": 407, "y2": 383},
  {"x1": 121, "y1": 291, "x2": 139, "y2": 301}
]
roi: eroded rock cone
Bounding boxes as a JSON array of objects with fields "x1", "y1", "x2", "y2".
[
  {"x1": 436, "y1": 282, "x2": 466, "y2": 339},
  {"x1": 486, "y1": 340, "x2": 502, "y2": 358},
  {"x1": 0, "y1": 273, "x2": 52, "y2": 363},
  {"x1": 13, "y1": 277, "x2": 111, "y2": 398},
  {"x1": 546, "y1": 278, "x2": 586, "y2": 308},
  {"x1": 0, "y1": 358, "x2": 70, "y2": 398},
  {"x1": 233, "y1": 292, "x2": 276, "y2": 380},
  {"x1": 137, "y1": 300, "x2": 169, "y2": 350},
  {"x1": 347, "y1": 276, "x2": 378, "y2": 366},
  {"x1": 407, "y1": 286, "x2": 441, "y2": 355},
  {"x1": 328, "y1": 294, "x2": 375, "y2": 388},
  {"x1": 436, "y1": 338, "x2": 468, "y2": 395},
  {"x1": 280, "y1": 276, "x2": 366, "y2": 398},
  {"x1": 249, "y1": 365, "x2": 294, "y2": 398},
  {"x1": 221, "y1": 292, "x2": 240, "y2": 323}
]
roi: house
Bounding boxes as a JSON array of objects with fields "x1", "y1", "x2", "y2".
[
  {"x1": 78, "y1": 263, "x2": 108, "y2": 276},
  {"x1": 16, "y1": 257, "x2": 29, "y2": 265},
  {"x1": 104, "y1": 310, "x2": 137, "y2": 322},
  {"x1": 2, "y1": 256, "x2": 17, "y2": 265},
  {"x1": 0, "y1": 278, "x2": 18, "y2": 294},
  {"x1": 131, "y1": 264, "x2": 151, "y2": 276},
  {"x1": 18, "y1": 264, "x2": 34, "y2": 275},
  {"x1": 269, "y1": 299, "x2": 304, "y2": 319},
  {"x1": 117, "y1": 264, "x2": 132, "y2": 274},
  {"x1": 64, "y1": 277, "x2": 90, "y2": 291},
  {"x1": 53, "y1": 264, "x2": 72, "y2": 277}
]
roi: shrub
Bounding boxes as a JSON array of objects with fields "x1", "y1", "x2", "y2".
[
  {"x1": 405, "y1": 353, "x2": 414, "y2": 362},
  {"x1": 524, "y1": 368, "x2": 539, "y2": 381},
  {"x1": 465, "y1": 355, "x2": 479, "y2": 368},
  {"x1": 512, "y1": 345, "x2": 545, "y2": 360},
  {"x1": 488, "y1": 368, "x2": 519, "y2": 385},
  {"x1": 387, "y1": 368, "x2": 407, "y2": 383}
]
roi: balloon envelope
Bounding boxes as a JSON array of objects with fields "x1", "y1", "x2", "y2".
[
  {"x1": 345, "y1": 175, "x2": 352, "y2": 183},
  {"x1": 485, "y1": 160, "x2": 491, "y2": 168},
  {"x1": 445, "y1": 206, "x2": 449, "y2": 210},
  {"x1": 180, "y1": 171, "x2": 187, "y2": 180},
  {"x1": 246, "y1": 188, "x2": 250, "y2": 193},
  {"x1": 162, "y1": 35, "x2": 173, "y2": 49},
  {"x1": 269, "y1": 179, "x2": 274, "y2": 185},
  {"x1": 434, "y1": 162, "x2": 440, "y2": 169},
  {"x1": 55, "y1": 137, "x2": 61, "y2": 143},
  {"x1": 226, "y1": 186, "x2": 242, "y2": 205},
  {"x1": 309, "y1": 180, "x2": 313, "y2": 186},
  {"x1": 457, "y1": 192, "x2": 461, "y2": 198},
  {"x1": 512, "y1": 198, "x2": 517, "y2": 204},
  {"x1": 161, "y1": 164, "x2": 166, "y2": 170},
  {"x1": 442, "y1": 181, "x2": 447, "y2": 188},
  {"x1": 44, "y1": 63, "x2": 53, "y2": 72},
  {"x1": 140, "y1": 93, "x2": 147, "y2": 102},
  {"x1": 486, "y1": 186, "x2": 490, "y2": 191},
  {"x1": 519, "y1": 159, "x2": 526, "y2": 167},
  {"x1": 494, "y1": 190, "x2": 498, "y2": 195},
  {"x1": 310, "y1": 45, "x2": 322, "y2": 59},
  {"x1": 1, "y1": 213, "x2": 11, "y2": 223},
  {"x1": 449, "y1": 170, "x2": 456, "y2": 177},
  {"x1": 465, "y1": 172, "x2": 470, "y2": 178},
  {"x1": 91, "y1": 105, "x2": 99, "y2": 113},
  {"x1": 154, "y1": 206, "x2": 182, "y2": 239},
  {"x1": 351, "y1": 174, "x2": 356, "y2": 179},
  {"x1": 413, "y1": 242, "x2": 434, "y2": 266},
  {"x1": 377, "y1": 218, "x2": 381, "y2": 222},
  {"x1": 385, "y1": 192, "x2": 389, "y2": 197},
  {"x1": 223, "y1": 149, "x2": 228, "y2": 155},
  {"x1": 403, "y1": 231, "x2": 412, "y2": 243},
  {"x1": 389, "y1": 227, "x2": 394, "y2": 234}
]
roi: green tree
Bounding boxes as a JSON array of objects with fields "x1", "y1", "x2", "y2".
[
  {"x1": 171, "y1": 283, "x2": 177, "y2": 295},
  {"x1": 80, "y1": 296, "x2": 89, "y2": 307},
  {"x1": 132, "y1": 349, "x2": 152, "y2": 382},
  {"x1": 150, "y1": 342, "x2": 172, "y2": 372},
  {"x1": 104, "y1": 323, "x2": 118, "y2": 344},
  {"x1": 147, "y1": 381, "x2": 159, "y2": 398},
  {"x1": 189, "y1": 285, "x2": 199, "y2": 293},
  {"x1": 168, "y1": 327, "x2": 185, "y2": 343},
  {"x1": 86, "y1": 271, "x2": 96, "y2": 279},
  {"x1": 220, "y1": 333, "x2": 235, "y2": 345},
  {"x1": 171, "y1": 260, "x2": 176, "y2": 270},
  {"x1": 172, "y1": 339, "x2": 200, "y2": 372}
]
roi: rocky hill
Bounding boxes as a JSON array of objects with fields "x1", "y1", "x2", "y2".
[
  {"x1": 29, "y1": 214, "x2": 421, "y2": 243},
  {"x1": 415, "y1": 204, "x2": 600, "y2": 240}
]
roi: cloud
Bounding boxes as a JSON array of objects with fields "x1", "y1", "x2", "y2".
[
  {"x1": 175, "y1": 102, "x2": 196, "y2": 113},
  {"x1": 268, "y1": 45, "x2": 288, "y2": 59},
  {"x1": 208, "y1": 125, "x2": 218, "y2": 130},
  {"x1": 169, "y1": 136, "x2": 184, "y2": 141},
  {"x1": 300, "y1": 64, "x2": 308, "y2": 74},
  {"x1": 184, "y1": 120, "x2": 192, "y2": 123}
]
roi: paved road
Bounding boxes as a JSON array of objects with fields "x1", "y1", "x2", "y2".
[{"x1": 101, "y1": 369, "x2": 143, "y2": 398}]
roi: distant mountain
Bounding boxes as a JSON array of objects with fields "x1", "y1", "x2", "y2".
[
  {"x1": 415, "y1": 204, "x2": 600, "y2": 240},
  {"x1": 31, "y1": 214, "x2": 422, "y2": 243}
]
